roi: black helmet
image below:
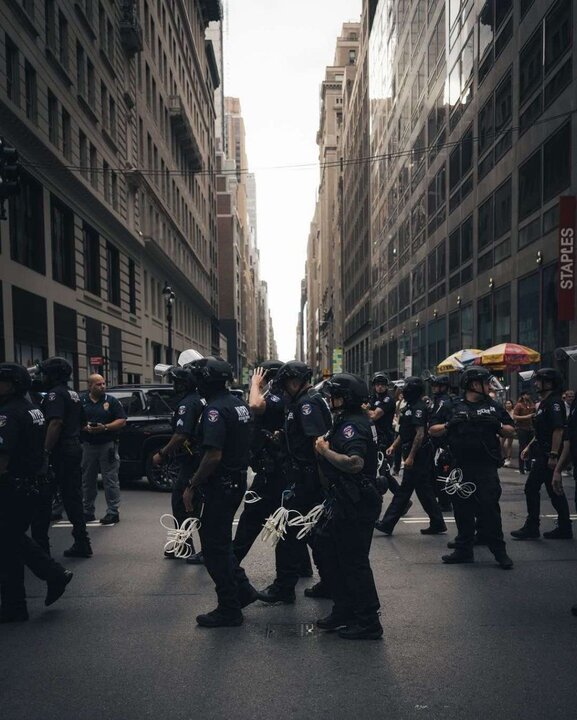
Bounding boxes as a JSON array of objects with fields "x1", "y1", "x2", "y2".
[
  {"x1": 0, "y1": 362, "x2": 32, "y2": 395},
  {"x1": 324, "y1": 373, "x2": 369, "y2": 409},
  {"x1": 459, "y1": 366, "x2": 493, "y2": 391},
  {"x1": 275, "y1": 361, "x2": 312, "y2": 388},
  {"x1": 167, "y1": 365, "x2": 197, "y2": 393},
  {"x1": 258, "y1": 360, "x2": 284, "y2": 382},
  {"x1": 371, "y1": 372, "x2": 389, "y2": 386},
  {"x1": 402, "y1": 376, "x2": 425, "y2": 403},
  {"x1": 430, "y1": 374, "x2": 450, "y2": 393},
  {"x1": 38, "y1": 356, "x2": 72, "y2": 385},
  {"x1": 534, "y1": 367, "x2": 564, "y2": 393},
  {"x1": 187, "y1": 357, "x2": 233, "y2": 396}
]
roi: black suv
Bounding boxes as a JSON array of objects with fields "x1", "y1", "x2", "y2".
[{"x1": 106, "y1": 384, "x2": 181, "y2": 491}]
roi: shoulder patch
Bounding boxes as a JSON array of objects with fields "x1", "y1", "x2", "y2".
[
  {"x1": 269, "y1": 394, "x2": 281, "y2": 403},
  {"x1": 415, "y1": 409, "x2": 423, "y2": 418},
  {"x1": 0, "y1": 415, "x2": 7, "y2": 428},
  {"x1": 207, "y1": 409, "x2": 220, "y2": 423},
  {"x1": 342, "y1": 424, "x2": 355, "y2": 439},
  {"x1": 48, "y1": 392, "x2": 56, "y2": 401},
  {"x1": 178, "y1": 405, "x2": 186, "y2": 415},
  {"x1": 553, "y1": 403, "x2": 561, "y2": 412},
  {"x1": 301, "y1": 403, "x2": 312, "y2": 416},
  {"x1": 68, "y1": 391, "x2": 80, "y2": 402}
]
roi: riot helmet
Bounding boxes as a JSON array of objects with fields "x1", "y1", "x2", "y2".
[
  {"x1": 459, "y1": 366, "x2": 495, "y2": 394},
  {"x1": 324, "y1": 373, "x2": 369, "y2": 410},
  {"x1": 0, "y1": 362, "x2": 32, "y2": 396},
  {"x1": 166, "y1": 365, "x2": 197, "y2": 395},
  {"x1": 34, "y1": 356, "x2": 73, "y2": 389},
  {"x1": 275, "y1": 361, "x2": 312, "y2": 398},
  {"x1": 371, "y1": 372, "x2": 389, "y2": 387},
  {"x1": 533, "y1": 367, "x2": 564, "y2": 394},
  {"x1": 430, "y1": 374, "x2": 450, "y2": 394},
  {"x1": 402, "y1": 376, "x2": 425, "y2": 404},
  {"x1": 187, "y1": 357, "x2": 233, "y2": 398},
  {"x1": 259, "y1": 360, "x2": 284, "y2": 382}
]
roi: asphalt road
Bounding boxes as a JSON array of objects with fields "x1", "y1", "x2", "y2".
[{"x1": 2, "y1": 469, "x2": 577, "y2": 720}]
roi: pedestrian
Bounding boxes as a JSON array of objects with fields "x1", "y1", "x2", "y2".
[
  {"x1": 429, "y1": 367, "x2": 514, "y2": 569},
  {"x1": 183, "y1": 357, "x2": 257, "y2": 628},
  {"x1": 366, "y1": 372, "x2": 403, "y2": 498},
  {"x1": 153, "y1": 365, "x2": 204, "y2": 562},
  {"x1": 314, "y1": 373, "x2": 383, "y2": 640},
  {"x1": 511, "y1": 368, "x2": 572, "y2": 540},
  {"x1": 257, "y1": 361, "x2": 333, "y2": 604},
  {"x1": 501, "y1": 399, "x2": 514, "y2": 467},
  {"x1": 392, "y1": 388, "x2": 404, "y2": 474},
  {"x1": 81, "y1": 374, "x2": 126, "y2": 525},
  {"x1": 0, "y1": 363, "x2": 73, "y2": 622},
  {"x1": 512, "y1": 393, "x2": 535, "y2": 474},
  {"x1": 374, "y1": 377, "x2": 447, "y2": 536},
  {"x1": 429, "y1": 374, "x2": 453, "y2": 512},
  {"x1": 35, "y1": 357, "x2": 92, "y2": 558},
  {"x1": 563, "y1": 389, "x2": 575, "y2": 418}
]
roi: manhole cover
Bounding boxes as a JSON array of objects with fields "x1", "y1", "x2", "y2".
[{"x1": 263, "y1": 622, "x2": 319, "y2": 638}]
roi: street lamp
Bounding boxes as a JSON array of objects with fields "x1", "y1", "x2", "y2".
[{"x1": 162, "y1": 281, "x2": 175, "y2": 365}]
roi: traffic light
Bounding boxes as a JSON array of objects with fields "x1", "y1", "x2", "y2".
[{"x1": 0, "y1": 137, "x2": 20, "y2": 220}]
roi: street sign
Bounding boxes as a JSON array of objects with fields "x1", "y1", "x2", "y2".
[
  {"x1": 332, "y1": 346, "x2": 343, "y2": 373},
  {"x1": 90, "y1": 356, "x2": 104, "y2": 365}
]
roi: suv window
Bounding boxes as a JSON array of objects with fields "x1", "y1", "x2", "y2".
[
  {"x1": 146, "y1": 389, "x2": 177, "y2": 414},
  {"x1": 107, "y1": 391, "x2": 145, "y2": 417}
]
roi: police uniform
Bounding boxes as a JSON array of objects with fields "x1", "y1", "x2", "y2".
[
  {"x1": 376, "y1": 399, "x2": 446, "y2": 534},
  {"x1": 0, "y1": 393, "x2": 68, "y2": 621},
  {"x1": 515, "y1": 393, "x2": 571, "y2": 537},
  {"x1": 317, "y1": 411, "x2": 382, "y2": 630},
  {"x1": 41, "y1": 383, "x2": 91, "y2": 553},
  {"x1": 196, "y1": 390, "x2": 255, "y2": 616},
  {"x1": 80, "y1": 391, "x2": 126, "y2": 520},
  {"x1": 369, "y1": 391, "x2": 396, "y2": 450},
  {"x1": 429, "y1": 391, "x2": 453, "y2": 511},
  {"x1": 442, "y1": 397, "x2": 513, "y2": 559},
  {"x1": 233, "y1": 389, "x2": 286, "y2": 563},
  {"x1": 568, "y1": 398, "x2": 577, "y2": 513},
  {"x1": 261, "y1": 389, "x2": 332, "y2": 600}
]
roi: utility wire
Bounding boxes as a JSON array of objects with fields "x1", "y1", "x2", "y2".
[{"x1": 19, "y1": 107, "x2": 576, "y2": 178}]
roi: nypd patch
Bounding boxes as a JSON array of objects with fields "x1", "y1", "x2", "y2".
[
  {"x1": 302, "y1": 404, "x2": 312, "y2": 416},
  {"x1": 342, "y1": 424, "x2": 355, "y2": 439},
  {"x1": 0, "y1": 415, "x2": 6, "y2": 428},
  {"x1": 207, "y1": 409, "x2": 219, "y2": 423},
  {"x1": 178, "y1": 405, "x2": 186, "y2": 415},
  {"x1": 48, "y1": 392, "x2": 56, "y2": 401}
]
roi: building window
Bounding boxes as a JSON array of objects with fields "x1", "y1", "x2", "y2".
[
  {"x1": 493, "y1": 285, "x2": 511, "y2": 344},
  {"x1": 518, "y1": 151, "x2": 542, "y2": 220},
  {"x1": 9, "y1": 172, "x2": 45, "y2": 275},
  {"x1": 128, "y1": 259, "x2": 137, "y2": 314},
  {"x1": 87, "y1": 60, "x2": 95, "y2": 105},
  {"x1": 61, "y1": 108, "x2": 71, "y2": 159},
  {"x1": 48, "y1": 90, "x2": 58, "y2": 145},
  {"x1": 545, "y1": 0, "x2": 572, "y2": 74},
  {"x1": 520, "y1": 27, "x2": 543, "y2": 104},
  {"x1": 51, "y1": 196, "x2": 76, "y2": 288},
  {"x1": 477, "y1": 295, "x2": 493, "y2": 348},
  {"x1": 106, "y1": 242, "x2": 121, "y2": 306},
  {"x1": 518, "y1": 273, "x2": 540, "y2": 350},
  {"x1": 12, "y1": 287, "x2": 48, "y2": 367},
  {"x1": 83, "y1": 223, "x2": 100, "y2": 295},
  {"x1": 543, "y1": 121, "x2": 571, "y2": 203},
  {"x1": 85, "y1": 316, "x2": 102, "y2": 371},
  {"x1": 111, "y1": 171, "x2": 118, "y2": 209},
  {"x1": 76, "y1": 42, "x2": 85, "y2": 96},
  {"x1": 79, "y1": 130, "x2": 88, "y2": 177},
  {"x1": 90, "y1": 144, "x2": 98, "y2": 188},
  {"x1": 103, "y1": 160, "x2": 110, "y2": 202},
  {"x1": 494, "y1": 177, "x2": 512, "y2": 239},
  {"x1": 108, "y1": 325, "x2": 122, "y2": 385},
  {"x1": 25, "y1": 61, "x2": 37, "y2": 122},
  {"x1": 45, "y1": 0, "x2": 56, "y2": 48},
  {"x1": 58, "y1": 11, "x2": 69, "y2": 69},
  {"x1": 478, "y1": 195, "x2": 494, "y2": 251},
  {"x1": 5, "y1": 35, "x2": 20, "y2": 104},
  {"x1": 54, "y1": 303, "x2": 78, "y2": 386}
]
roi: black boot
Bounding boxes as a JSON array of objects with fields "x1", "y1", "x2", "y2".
[
  {"x1": 256, "y1": 584, "x2": 296, "y2": 604},
  {"x1": 420, "y1": 523, "x2": 447, "y2": 535},
  {"x1": 45, "y1": 570, "x2": 74, "y2": 606},
  {"x1": 238, "y1": 584, "x2": 259, "y2": 609},
  {"x1": 196, "y1": 609, "x2": 243, "y2": 627},
  {"x1": 442, "y1": 551, "x2": 474, "y2": 564},
  {"x1": 493, "y1": 552, "x2": 514, "y2": 570},
  {"x1": 316, "y1": 613, "x2": 353, "y2": 630},
  {"x1": 338, "y1": 621, "x2": 383, "y2": 640},
  {"x1": 63, "y1": 541, "x2": 93, "y2": 558},
  {"x1": 374, "y1": 520, "x2": 394, "y2": 535},
  {"x1": 304, "y1": 581, "x2": 331, "y2": 599},
  {"x1": 543, "y1": 526, "x2": 573, "y2": 540},
  {"x1": 510, "y1": 525, "x2": 540, "y2": 540}
]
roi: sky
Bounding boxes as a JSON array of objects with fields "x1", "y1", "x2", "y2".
[{"x1": 224, "y1": 0, "x2": 362, "y2": 361}]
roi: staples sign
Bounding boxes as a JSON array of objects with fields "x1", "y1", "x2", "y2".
[{"x1": 559, "y1": 196, "x2": 576, "y2": 322}]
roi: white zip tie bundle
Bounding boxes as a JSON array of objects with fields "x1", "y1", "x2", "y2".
[
  {"x1": 437, "y1": 468, "x2": 476, "y2": 499},
  {"x1": 160, "y1": 507, "x2": 203, "y2": 558},
  {"x1": 287, "y1": 503, "x2": 326, "y2": 540},
  {"x1": 260, "y1": 506, "x2": 297, "y2": 547},
  {"x1": 244, "y1": 490, "x2": 262, "y2": 504},
  {"x1": 377, "y1": 451, "x2": 385, "y2": 473}
]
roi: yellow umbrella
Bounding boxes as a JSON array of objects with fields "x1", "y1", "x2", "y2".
[
  {"x1": 476, "y1": 343, "x2": 540, "y2": 368},
  {"x1": 437, "y1": 349, "x2": 483, "y2": 373}
]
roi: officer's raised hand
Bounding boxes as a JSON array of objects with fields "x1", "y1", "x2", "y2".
[{"x1": 252, "y1": 367, "x2": 267, "y2": 389}]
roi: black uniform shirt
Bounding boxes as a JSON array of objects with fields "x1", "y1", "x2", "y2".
[
  {"x1": 533, "y1": 393, "x2": 566, "y2": 454},
  {"x1": 0, "y1": 395, "x2": 46, "y2": 477},
  {"x1": 41, "y1": 383, "x2": 85, "y2": 447},
  {"x1": 398, "y1": 400, "x2": 428, "y2": 447},
  {"x1": 369, "y1": 392, "x2": 395, "y2": 443},
  {"x1": 80, "y1": 392, "x2": 126, "y2": 444},
  {"x1": 198, "y1": 390, "x2": 252, "y2": 474},
  {"x1": 320, "y1": 411, "x2": 378, "y2": 482},
  {"x1": 431, "y1": 393, "x2": 453, "y2": 423},
  {"x1": 446, "y1": 397, "x2": 513, "y2": 466},
  {"x1": 251, "y1": 391, "x2": 285, "y2": 456},
  {"x1": 567, "y1": 398, "x2": 577, "y2": 461},
  {"x1": 285, "y1": 390, "x2": 332, "y2": 465},
  {"x1": 172, "y1": 391, "x2": 204, "y2": 437}
]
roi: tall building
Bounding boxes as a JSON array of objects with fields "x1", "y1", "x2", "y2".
[
  {"x1": 0, "y1": 0, "x2": 222, "y2": 384},
  {"x1": 368, "y1": 0, "x2": 577, "y2": 386},
  {"x1": 303, "y1": 22, "x2": 361, "y2": 379}
]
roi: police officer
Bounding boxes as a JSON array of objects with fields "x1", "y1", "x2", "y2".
[
  {"x1": 233, "y1": 361, "x2": 286, "y2": 562},
  {"x1": 37, "y1": 357, "x2": 92, "y2": 558},
  {"x1": 314, "y1": 373, "x2": 383, "y2": 640},
  {"x1": 182, "y1": 357, "x2": 257, "y2": 628},
  {"x1": 429, "y1": 374, "x2": 453, "y2": 512},
  {"x1": 429, "y1": 367, "x2": 514, "y2": 568},
  {"x1": 257, "y1": 361, "x2": 333, "y2": 603},
  {"x1": 0, "y1": 363, "x2": 73, "y2": 622},
  {"x1": 81, "y1": 374, "x2": 126, "y2": 524},
  {"x1": 511, "y1": 368, "x2": 572, "y2": 540},
  {"x1": 366, "y1": 372, "x2": 403, "y2": 499},
  {"x1": 375, "y1": 377, "x2": 447, "y2": 536},
  {"x1": 153, "y1": 365, "x2": 204, "y2": 561}
]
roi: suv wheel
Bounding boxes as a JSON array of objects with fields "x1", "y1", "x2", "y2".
[{"x1": 145, "y1": 451, "x2": 179, "y2": 492}]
